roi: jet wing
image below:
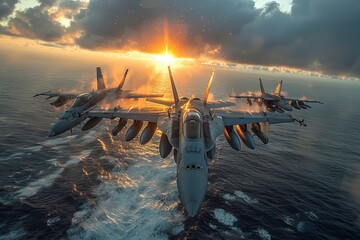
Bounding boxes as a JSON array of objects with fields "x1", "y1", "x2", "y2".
[
  {"x1": 125, "y1": 92, "x2": 164, "y2": 98},
  {"x1": 146, "y1": 98, "x2": 174, "y2": 106},
  {"x1": 33, "y1": 91, "x2": 78, "y2": 99},
  {"x1": 214, "y1": 110, "x2": 295, "y2": 126},
  {"x1": 207, "y1": 100, "x2": 235, "y2": 108},
  {"x1": 105, "y1": 89, "x2": 164, "y2": 99},
  {"x1": 229, "y1": 95, "x2": 262, "y2": 100},
  {"x1": 86, "y1": 108, "x2": 164, "y2": 123},
  {"x1": 284, "y1": 97, "x2": 322, "y2": 103}
]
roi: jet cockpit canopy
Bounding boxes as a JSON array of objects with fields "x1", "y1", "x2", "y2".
[
  {"x1": 183, "y1": 109, "x2": 202, "y2": 139},
  {"x1": 71, "y1": 93, "x2": 92, "y2": 107}
]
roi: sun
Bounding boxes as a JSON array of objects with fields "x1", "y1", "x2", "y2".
[
  {"x1": 157, "y1": 52, "x2": 175, "y2": 64},
  {"x1": 155, "y1": 46, "x2": 175, "y2": 65}
]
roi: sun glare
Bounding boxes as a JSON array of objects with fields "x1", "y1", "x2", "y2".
[
  {"x1": 156, "y1": 52, "x2": 175, "y2": 65},
  {"x1": 155, "y1": 46, "x2": 176, "y2": 66}
]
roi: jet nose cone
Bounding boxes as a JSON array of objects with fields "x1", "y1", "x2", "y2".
[
  {"x1": 48, "y1": 119, "x2": 67, "y2": 137},
  {"x1": 186, "y1": 200, "x2": 200, "y2": 217},
  {"x1": 48, "y1": 130, "x2": 56, "y2": 137}
]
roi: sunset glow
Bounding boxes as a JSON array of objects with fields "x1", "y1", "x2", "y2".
[{"x1": 155, "y1": 46, "x2": 175, "y2": 66}]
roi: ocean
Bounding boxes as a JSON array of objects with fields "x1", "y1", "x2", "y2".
[{"x1": 0, "y1": 50, "x2": 360, "y2": 239}]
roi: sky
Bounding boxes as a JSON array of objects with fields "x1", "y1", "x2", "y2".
[{"x1": 0, "y1": 0, "x2": 359, "y2": 79}]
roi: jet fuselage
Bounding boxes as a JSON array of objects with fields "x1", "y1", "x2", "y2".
[
  {"x1": 49, "y1": 91, "x2": 107, "y2": 137},
  {"x1": 163, "y1": 98, "x2": 223, "y2": 216}
]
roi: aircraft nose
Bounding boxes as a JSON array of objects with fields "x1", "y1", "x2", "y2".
[
  {"x1": 48, "y1": 119, "x2": 69, "y2": 137},
  {"x1": 186, "y1": 200, "x2": 201, "y2": 217},
  {"x1": 177, "y1": 162, "x2": 208, "y2": 217},
  {"x1": 48, "y1": 130, "x2": 56, "y2": 137}
]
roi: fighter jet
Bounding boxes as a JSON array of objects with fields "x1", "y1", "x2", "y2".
[
  {"x1": 230, "y1": 78, "x2": 322, "y2": 113},
  {"x1": 83, "y1": 67, "x2": 299, "y2": 216},
  {"x1": 34, "y1": 67, "x2": 163, "y2": 137}
]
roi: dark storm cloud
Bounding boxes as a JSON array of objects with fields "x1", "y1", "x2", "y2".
[
  {"x1": 0, "y1": 0, "x2": 19, "y2": 20},
  {"x1": 73, "y1": 0, "x2": 360, "y2": 77},
  {"x1": 224, "y1": 0, "x2": 360, "y2": 77},
  {"x1": 59, "y1": 0, "x2": 85, "y2": 11},
  {"x1": 1, "y1": 0, "x2": 359, "y2": 77},
  {"x1": 5, "y1": 5, "x2": 65, "y2": 41}
]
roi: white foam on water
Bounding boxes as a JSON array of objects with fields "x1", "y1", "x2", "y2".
[
  {"x1": 296, "y1": 221, "x2": 305, "y2": 232},
  {"x1": 223, "y1": 193, "x2": 236, "y2": 201},
  {"x1": 0, "y1": 227, "x2": 27, "y2": 240},
  {"x1": 16, "y1": 168, "x2": 64, "y2": 199},
  {"x1": 209, "y1": 223, "x2": 218, "y2": 230},
  {"x1": 212, "y1": 208, "x2": 238, "y2": 227},
  {"x1": 305, "y1": 211, "x2": 318, "y2": 220},
  {"x1": 67, "y1": 144, "x2": 185, "y2": 240},
  {"x1": 15, "y1": 150, "x2": 92, "y2": 199},
  {"x1": 257, "y1": 228, "x2": 271, "y2": 240},
  {"x1": 39, "y1": 135, "x2": 77, "y2": 147},
  {"x1": 79, "y1": 130, "x2": 99, "y2": 144},
  {"x1": 71, "y1": 204, "x2": 93, "y2": 225},
  {"x1": 47, "y1": 216, "x2": 61, "y2": 227},
  {"x1": 223, "y1": 190, "x2": 259, "y2": 205},
  {"x1": 23, "y1": 145, "x2": 44, "y2": 152},
  {"x1": 283, "y1": 215, "x2": 295, "y2": 226},
  {"x1": 2, "y1": 152, "x2": 25, "y2": 161},
  {"x1": 234, "y1": 190, "x2": 259, "y2": 204}
]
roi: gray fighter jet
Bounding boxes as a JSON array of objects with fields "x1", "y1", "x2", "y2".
[
  {"x1": 84, "y1": 67, "x2": 299, "y2": 216},
  {"x1": 34, "y1": 67, "x2": 163, "y2": 137},
  {"x1": 230, "y1": 78, "x2": 322, "y2": 113}
]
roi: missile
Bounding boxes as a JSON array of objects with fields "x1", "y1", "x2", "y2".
[
  {"x1": 223, "y1": 126, "x2": 241, "y2": 151},
  {"x1": 81, "y1": 117, "x2": 103, "y2": 131},
  {"x1": 235, "y1": 125, "x2": 256, "y2": 149},
  {"x1": 274, "y1": 107, "x2": 285, "y2": 113},
  {"x1": 125, "y1": 120, "x2": 143, "y2": 141},
  {"x1": 290, "y1": 100, "x2": 301, "y2": 110},
  {"x1": 206, "y1": 144, "x2": 216, "y2": 159},
  {"x1": 298, "y1": 101, "x2": 308, "y2": 109},
  {"x1": 247, "y1": 98, "x2": 252, "y2": 106},
  {"x1": 159, "y1": 133, "x2": 172, "y2": 158},
  {"x1": 279, "y1": 104, "x2": 293, "y2": 111},
  {"x1": 139, "y1": 122, "x2": 157, "y2": 145},
  {"x1": 112, "y1": 118, "x2": 128, "y2": 136},
  {"x1": 251, "y1": 123, "x2": 269, "y2": 144}
]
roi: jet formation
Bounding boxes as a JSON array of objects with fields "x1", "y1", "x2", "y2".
[
  {"x1": 230, "y1": 78, "x2": 322, "y2": 113},
  {"x1": 34, "y1": 67, "x2": 163, "y2": 136},
  {"x1": 34, "y1": 66, "x2": 321, "y2": 216}
]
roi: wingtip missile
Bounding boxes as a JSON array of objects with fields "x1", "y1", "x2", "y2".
[{"x1": 33, "y1": 90, "x2": 51, "y2": 97}]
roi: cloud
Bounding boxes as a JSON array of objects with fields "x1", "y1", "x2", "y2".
[
  {"x1": 0, "y1": 0, "x2": 19, "y2": 20},
  {"x1": 5, "y1": 6, "x2": 65, "y2": 41},
  {"x1": 1, "y1": 0, "x2": 359, "y2": 78}
]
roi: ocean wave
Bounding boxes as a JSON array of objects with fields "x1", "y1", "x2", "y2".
[
  {"x1": 67, "y1": 149, "x2": 184, "y2": 240},
  {"x1": 257, "y1": 228, "x2": 271, "y2": 240},
  {"x1": 223, "y1": 190, "x2": 259, "y2": 204},
  {"x1": 0, "y1": 227, "x2": 27, "y2": 240},
  {"x1": 39, "y1": 135, "x2": 77, "y2": 147},
  {"x1": 15, "y1": 150, "x2": 92, "y2": 199},
  {"x1": 212, "y1": 208, "x2": 237, "y2": 227}
]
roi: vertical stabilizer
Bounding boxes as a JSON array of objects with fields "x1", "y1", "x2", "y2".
[
  {"x1": 96, "y1": 67, "x2": 106, "y2": 90},
  {"x1": 116, "y1": 69, "x2": 128, "y2": 92},
  {"x1": 275, "y1": 80, "x2": 283, "y2": 95},
  {"x1": 203, "y1": 68, "x2": 215, "y2": 104},
  {"x1": 167, "y1": 66, "x2": 179, "y2": 105},
  {"x1": 259, "y1": 78, "x2": 265, "y2": 96}
]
